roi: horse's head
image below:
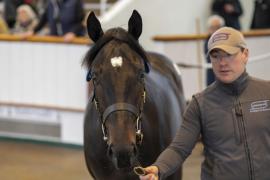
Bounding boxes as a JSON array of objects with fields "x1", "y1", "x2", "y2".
[{"x1": 83, "y1": 10, "x2": 150, "y2": 170}]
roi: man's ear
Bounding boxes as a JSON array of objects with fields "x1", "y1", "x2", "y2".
[{"x1": 243, "y1": 48, "x2": 249, "y2": 64}]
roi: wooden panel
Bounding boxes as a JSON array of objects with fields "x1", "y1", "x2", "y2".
[
  {"x1": 153, "y1": 29, "x2": 270, "y2": 41},
  {"x1": 0, "y1": 120, "x2": 61, "y2": 138},
  {"x1": 0, "y1": 34, "x2": 91, "y2": 45},
  {"x1": 0, "y1": 40, "x2": 89, "y2": 109},
  {"x1": 84, "y1": 0, "x2": 117, "y2": 3}
]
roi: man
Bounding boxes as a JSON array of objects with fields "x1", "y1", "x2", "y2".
[
  {"x1": 250, "y1": 0, "x2": 270, "y2": 29},
  {"x1": 204, "y1": 15, "x2": 225, "y2": 85},
  {"x1": 212, "y1": 0, "x2": 243, "y2": 30},
  {"x1": 0, "y1": 14, "x2": 9, "y2": 34},
  {"x1": 3, "y1": 0, "x2": 37, "y2": 28},
  {"x1": 23, "y1": 0, "x2": 85, "y2": 42},
  {"x1": 140, "y1": 27, "x2": 270, "y2": 180}
]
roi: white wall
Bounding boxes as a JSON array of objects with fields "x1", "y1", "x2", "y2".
[
  {"x1": 0, "y1": 41, "x2": 88, "y2": 109},
  {"x1": 0, "y1": 41, "x2": 88, "y2": 145},
  {"x1": 100, "y1": 0, "x2": 255, "y2": 51}
]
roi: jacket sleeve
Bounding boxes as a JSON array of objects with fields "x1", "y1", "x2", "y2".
[
  {"x1": 212, "y1": 0, "x2": 224, "y2": 14},
  {"x1": 152, "y1": 96, "x2": 202, "y2": 179},
  {"x1": 230, "y1": 0, "x2": 243, "y2": 17},
  {"x1": 212, "y1": 0, "x2": 243, "y2": 17}
]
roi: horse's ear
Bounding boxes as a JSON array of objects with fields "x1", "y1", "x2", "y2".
[
  {"x1": 87, "y1": 12, "x2": 104, "y2": 42},
  {"x1": 128, "y1": 10, "x2": 142, "y2": 40}
]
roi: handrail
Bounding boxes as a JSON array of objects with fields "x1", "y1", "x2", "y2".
[
  {"x1": 0, "y1": 34, "x2": 91, "y2": 45},
  {"x1": 176, "y1": 52, "x2": 270, "y2": 70},
  {"x1": 153, "y1": 29, "x2": 270, "y2": 41},
  {"x1": 0, "y1": 101, "x2": 85, "y2": 113}
]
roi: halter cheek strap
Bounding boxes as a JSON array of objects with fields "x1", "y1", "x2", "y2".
[
  {"x1": 90, "y1": 73, "x2": 146, "y2": 145},
  {"x1": 101, "y1": 102, "x2": 144, "y2": 144},
  {"x1": 92, "y1": 90, "x2": 145, "y2": 145}
]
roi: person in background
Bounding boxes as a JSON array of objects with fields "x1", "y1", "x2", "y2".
[
  {"x1": 204, "y1": 15, "x2": 225, "y2": 85},
  {"x1": 13, "y1": 4, "x2": 38, "y2": 33},
  {"x1": 139, "y1": 27, "x2": 270, "y2": 180},
  {"x1": 24, "y1": 0, "x2": 85, "y2": 42},
  {"x1": 250, "y1": 0, "x2": 270, "y2": 29},
  {"x1": 212, "y1": 0, "x2": 243, "y2": 30},
  {"x1": 0, "y1": 13, "x2": 9, "y2": 34},
  {"x1": 3, "y1": 0, "x2": 37, "y2": 28}
]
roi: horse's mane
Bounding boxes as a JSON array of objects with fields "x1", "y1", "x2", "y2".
[{"x1": 82, "y1": 27, "x2": 149, "y2": 70}]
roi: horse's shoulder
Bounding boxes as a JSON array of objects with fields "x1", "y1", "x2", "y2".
[
  {"x1": 146, "y1": 51, "x2": 174, "y2": 71},
  {"x1": 146, "y1": 51, "x2": 185, "y2": 107}
]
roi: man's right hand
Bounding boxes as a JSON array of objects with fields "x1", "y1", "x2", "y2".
[{"x1": 139, "y1": 166, "x2": 159, "y2": 180}]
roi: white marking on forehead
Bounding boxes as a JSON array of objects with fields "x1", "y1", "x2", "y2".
[{"x1": 111, "y1": 56, "x2": 123, "y2": 67}]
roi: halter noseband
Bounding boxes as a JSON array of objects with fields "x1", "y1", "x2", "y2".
[{"x1": 92, "y1": 88, "x2": 146, "y2": 145}]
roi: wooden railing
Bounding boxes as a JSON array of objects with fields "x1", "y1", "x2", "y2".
[
  {"x1": 153, "y1": 29, "x2": 270, "y2": 41},
  {"x1": 0, "y1": 35, "x2": 90, "y2": 111},
  {"x1": 0, "y1": 101, "x2": 85, "y2": 113},
  {"x1": 0, "y1": 34, "x2": 91, "y2": 45}
]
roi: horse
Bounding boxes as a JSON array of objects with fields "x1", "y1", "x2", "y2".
[{"x1": 83, "y1": 10, "x2": 186, "y2": 180}]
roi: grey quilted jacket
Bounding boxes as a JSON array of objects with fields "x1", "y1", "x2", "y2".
[{"x1": 154, "y1": 72, "x2": 270, "y2": 180}]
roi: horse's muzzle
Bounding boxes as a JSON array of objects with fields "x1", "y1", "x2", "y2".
[{"x1": 108, "y1": 144, "x2": 138, "y2": 169}]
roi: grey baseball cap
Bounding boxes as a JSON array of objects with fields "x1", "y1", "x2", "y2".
[{"x1": 207, "y1": 27, "x2": 247, "y2": 56}]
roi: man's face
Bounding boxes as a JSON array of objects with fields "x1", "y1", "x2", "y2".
[
  {"x1": 210, "y1": 48, "x2": 248, "y2": 83},
  {"x1": 18, "y1": 10, "x2": 29, "y2": 24}
]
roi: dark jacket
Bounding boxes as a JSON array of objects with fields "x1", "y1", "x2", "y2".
[
  {"x1": 251, "y1": 0, "x2": 270, "y2": 29},
  {"x1": 34, "y1": 0, "x2": 85, "y2": 36},
  {"x1": 212, "y1": 0, "x2": 243, "y2": 30},
  {"x1": 154, "y1": 72, "x2": 270, "y2": 180}
]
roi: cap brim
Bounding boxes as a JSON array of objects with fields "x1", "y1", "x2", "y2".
[{"x1": 207, "y1": 45, "x2": 240, "y2": 57}]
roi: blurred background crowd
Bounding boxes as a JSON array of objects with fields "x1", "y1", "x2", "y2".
[
  {"x1": 0, "y1": 0, "x2": 270, "y2": 42},
  {"x1": 0, "y1": 0, "x2": 87, "y2": 42}
]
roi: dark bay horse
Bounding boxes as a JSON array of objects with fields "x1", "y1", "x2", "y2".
[{"x1": 83, "y1": 10, "x2": 186, "y2": 180}]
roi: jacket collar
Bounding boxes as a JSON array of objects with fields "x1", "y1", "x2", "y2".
[{"x1": 216, "y1": 71, "x2": 249, "y2": 96}]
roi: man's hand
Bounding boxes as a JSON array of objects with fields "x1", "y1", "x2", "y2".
[
  {"x1": 139, "y1": 166, "x2": 159, "y2": 180},
  {"x1": 63, "y1": 32, "x2": 75, "y2": 42},
  {"x1": 224, "y1": 4, "x2": 235, "y2": 13}
]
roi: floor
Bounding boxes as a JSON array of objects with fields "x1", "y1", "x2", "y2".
[
  {"x1": 0, "y1": 139, "x2": 203, "y2": 180},
  {"x1": 182, "y1": 142, "x2": 203, "y2": 180}
]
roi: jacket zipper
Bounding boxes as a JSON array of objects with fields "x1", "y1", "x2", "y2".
[{"x1": 235, "y1": 100, "x2": 254, "y2": 180}]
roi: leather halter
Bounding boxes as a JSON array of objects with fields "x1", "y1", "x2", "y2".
[
  {"x1": 85, "y1": 37, "x2": 149, "y2": 145},
  {"x1": 92, "y1": 79, "x2": 146, "y2": 145}
]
